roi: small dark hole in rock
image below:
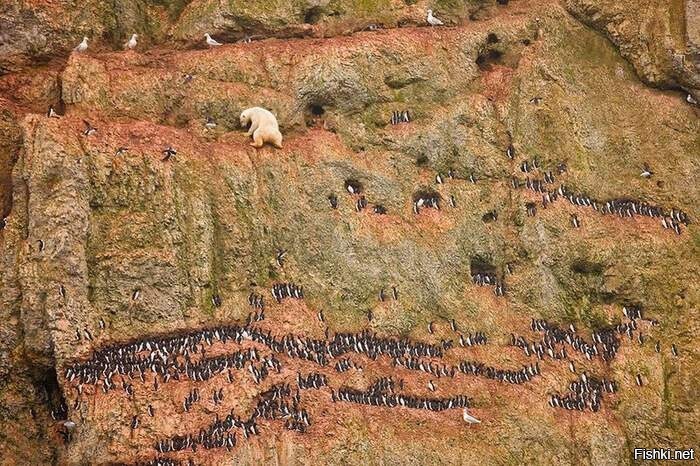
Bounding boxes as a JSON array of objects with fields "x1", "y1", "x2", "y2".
[
  {"x1": 570, "y1": 259, "x2": 604, "y2": 275},
  {"x1": 476, "y1": 49, "x2": 503, "y2": 71},
  {"x1": 304, "y1": 7, "x2": 323, "y2": 24},
  {"x1": 416, "y1": 155, "x2": 429, "y2": 166},
  {"x1": 522, "y1": 39, "x2": 531, "y2": 46},
  {"x1": 497, "y1": 0, "x2": 509, "y2": 4},
  {"x1": 310, "y1": 104, "x2": 325, "y2": 116},
  {"x1": 344, "y1": 179, "x2": 363, "y2": 194},
  {"x1": 470, "y1": 256, "x2": 496, "y2": 275},
  {"x1": 412, "y1": 188, "x2": 441, "y2": 203},
  {"x1": 487, "y1": 33, "x2": 499, "y2": 44}
]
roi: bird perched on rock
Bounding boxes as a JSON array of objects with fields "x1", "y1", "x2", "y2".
[
  {"x1": 205, "y1": 33, "x2": 222, "y2": 47},
  {"x1": 427, "y1": 10, "x2": 444, "y2": 26},
  {"x1": 124, "y1": 34, "x2": 138, "y2": 50},
  {"x1": 115, "y1": 147, "x2": 128, "y2": 156},
  {"x1": 462, "y1": 408, "x2": 481, "y2": 424},
  {"x1": 687, "y1": 94, "x2": 698, "y2": 105},
  {"x1": 82, "y1": 120, "x2": 97, "y2": 136},
  {"x1": 47, "y1": 106, "x2": 60, "y2": 118},
  {"x1": 640, "y1": 163, "x2": 653, "y2": 178},
  {"x1": 162, "y1": 146, "x2": 177, "y2": 161},
  {"x1": 74, "y1": 37, "x2": 88, "y2": 52},
  {"x1": 205, "y1": 116, "x2": 217, "y2": 130}
]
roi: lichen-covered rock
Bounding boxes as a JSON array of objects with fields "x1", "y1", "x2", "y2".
[
  {"x1": 564, "y1": 0, "x2": 700, "y2": 98},
  {"x1": 0, "y1": 1, "x2": 698, "y2": 465}
]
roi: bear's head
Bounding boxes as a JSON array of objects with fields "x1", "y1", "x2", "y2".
[{"x1": 239, "y1": 109, "x2": 251, "y2": 128}]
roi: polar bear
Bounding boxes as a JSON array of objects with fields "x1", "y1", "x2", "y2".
[{"x1": 239, "y1": 107, "x2": 283, "y2": 148}]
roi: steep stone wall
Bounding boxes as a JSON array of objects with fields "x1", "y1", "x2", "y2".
[{"x1": 0, "y1": 1, "x2": 698, "y2": 465}]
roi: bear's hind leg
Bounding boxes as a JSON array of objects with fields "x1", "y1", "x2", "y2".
[{"x1": 250, "y1": 129, "x2": 265, "y2": 148}]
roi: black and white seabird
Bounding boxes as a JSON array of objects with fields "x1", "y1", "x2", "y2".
[
  {"x1": 47, "y1": 106, "x2": 60, "y2": 118},
  {"x1": 328, "y1": 193, "x2": 338, "y2": 209},
  {"x1": 115, "y1": 147, "x2": 128, "y2": 156},
  {"x1": 276, "y1": 250, "x2": 286, "y2": 267},
  {"x1": 162, "y1": 146, "x2": 177, "y2": 161},
  {"x1": 506, "y1": 144, "x2": 515, "y2": 159},
  {"x1": 635, "y1": 373, "x2": 643, "y2": 387},
  {"x1": 82, "y1": 120, "x2": 97, "y2": 136},
  {"x1": 205, "y1": 116, "x2": 217, "y2": 129},
  {"x1": 640, "y1": 163, "x2": 653, "y2": 178}
]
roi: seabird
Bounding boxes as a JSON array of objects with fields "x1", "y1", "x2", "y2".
[
  {"x1": 115, "y1": 147, "x2": 128, "y2": 156},
  {"x1": 671, "y1": 344, "x2": 678, "y2": 357},
  {"x1": 38, "y1": 239, "x2": 45, "y2": 252},
  {"x1": 428, "y1": 321, "x2": 434, "y2": 334},
  {"x1": 506, "y1": 144, "x2": 515, "y2": 159},
  {"x1": 131, "y1": 289, "x2": 141, "y2": 301},
  {"x1": 391, "y1": 286, "x2": 398, "y2": 300},
  {"x1": 462, "y1": 408, "x2": 481, "y2": 424},
  {"x1": 426, "y1": 10, "x2": 444, "y2": 26},
  {"x1": 124, "y1": 34, "x2": 138, "y2": 50},
  {"x1": 47, "y1": 106, "x2": 60, "y2": 118},
  {"x1": 317, "y1": 310, "x2": 325, "y2": 322},
  {"x1": 687, "y1": 94, "x2": 698, "y2": 105},
  {"x1": 450, "y1": 319, "x2": 458, "y2": 332},
  {"x1": 568, "y1": 361, "x2": 576, "y2": 373},
  {"x1": 130, "y1": 416, "x2": 139, "y2": 429},
  {"x1": 205, "y1": 33, "x2": 222, "y2": 47},
  {"x1": 162, "y1": 146, "x2": 177, "y2": 161},
  {"x1": 427, "y1": 380, "x2": 436, "y2": 391},
  {"x1": 435, "y1": 174, "x2": 444, "y2": 184},
  {"x1": 378, "y1": 289, "x2": 385, "y2": 302},
  {"x1": 449, "y1": 195, "x2": 456, "y2": 207},
  {"x1": 205, "y1": 116, "x2": 217, "y2": 129},
  {"x1": 82, "y1": 120, "x2": 97, "y2": 136},
  {"x1": 74, "y1": 37, "x2": 88, "y2": 53},
  {"x1": 275, "y1": 250, "x2": 286, "y2": 267},
  {"x1": 147, "y1": 405, "x2": 154, "y2": 417},
  {"x1": 98, "y1": 318, "x2": 105, "y2": 329},
  {"x1": 63, "y1": 420, "x2": 76, "y2": 430},
  {"x1": 529, "y1": 96, "x2": 542, "y2": 105},
  {"x1": 635, "y1": 373, "x2": 643, "y2": 386},
  {"x1": 640, "y1": 163, "x2": 653, "y2": 178},
  {"x1": 328, "y1": 193, "x2": 338, "y2": 209}
]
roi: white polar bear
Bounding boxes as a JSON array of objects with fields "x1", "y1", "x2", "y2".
[{"x1": 239, "y1": 107, "x2": 283, "y2": 148}]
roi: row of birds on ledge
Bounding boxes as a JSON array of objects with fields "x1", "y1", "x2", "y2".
[
  {"x1": 69, "y1": 9, "x2": 455, "y2": 55},
  {"x1": 54, "y1": 294, "x2": 679, "y2": 465}
]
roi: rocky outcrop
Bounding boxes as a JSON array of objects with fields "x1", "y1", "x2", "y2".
[
  {"x1": 0, "y1": 1, "x2": 698, "y2": 465},
  {"x1": 564, "y1": 0, "x2": 700, "y2": 98}
]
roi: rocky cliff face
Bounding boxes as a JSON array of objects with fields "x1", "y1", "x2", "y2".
[{"x1": 0, "y1": 1, "x2": 698, "y2": 465}]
